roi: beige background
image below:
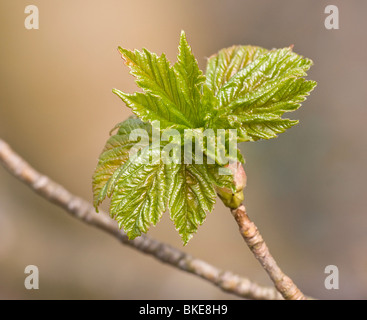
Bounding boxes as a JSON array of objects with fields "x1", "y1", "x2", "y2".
[{"x1": 0, "y1": 0, "x2": 366, "y2": 299}]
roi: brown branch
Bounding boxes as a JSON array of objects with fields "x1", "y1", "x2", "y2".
[
  {"x1": 0, "y1": 138, "x2": 283, "y2": 300},
  {"x1": 231, "y1": 204, "x2": 306, "y2": 300}
]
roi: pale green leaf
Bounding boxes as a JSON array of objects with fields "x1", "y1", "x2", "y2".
[
  {"x1": 200, "y1": 84, "x2": 219, "y2": 124},
  {"x1": 169, "y1": 163, "x2": 216, "y2": 245},
  {"x1": 174, "y1": 31, "x2": 205, "y2": 126},
  {"x1": 92, "y1": 118, "x2": 151, "y2": 209},
  {"x1": 113, "y1": 90, "x2": 190, "y2": 130},
  {"x1": 115, "y1": 36, "x2": 205, "y2": 129},
  {"x1": 110, "y1": 146, "x2": 171, "y2": 239},
  {"x1": 217, "y1": 48, "x2": 314, "y2": 109},
  {"x1": 209, "y1": 48, "x2": 316, "y2": 141},
  {"x1": 206, "y1": 45, "x2": 268, "y2": 95}
]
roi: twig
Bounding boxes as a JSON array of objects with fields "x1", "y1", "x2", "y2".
[
  {"x1": 0, "y1": 138, "x2": 282, "y2": 300},
  {"x1": 231, "y1": 204, "x2": 306, "y2": 300}
]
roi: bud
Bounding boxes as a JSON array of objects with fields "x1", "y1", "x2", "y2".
[{"x1": 216, "y1": 162, "x2": 247, "y2": 209}]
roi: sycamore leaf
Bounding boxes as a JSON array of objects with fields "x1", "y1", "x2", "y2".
[
  {"x1": 208, "y1": 47, "x2": 316, "y2": 141},
  {"x1": 93, "y1": 119, "x2": 225, "y2": 244},
  {"x1": 217, "y1": 48, "x2": 313, "y2": 109},
  {"x1": 206, "y1": 45, "x2": 268, "y2": 95},
  {"x1": 236, "y1": 118, "x2": 299, "y2": 141},
  {"x1": 110, "y1": 146, "x2": 171, "y2": 240},
  {"x1": 113, "y1": 90, "x2": 189, "y2": 131},
  {"x1": 174, "y1": 31, "x2": 206, "y2": 126},
  {"x1": 114, "y1": 31, "x2": 204, "y2": 129},
  {"x1": 92, "y1": 118, "x2": 151, "y2": 209},
  {"x1": 169, "y1": 162, "x2": 216, "y2": 245},
  {"x1": 200, "y1": 84, "x2": 218, "y2": 123}
]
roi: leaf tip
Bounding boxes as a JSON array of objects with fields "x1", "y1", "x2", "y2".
[
  {"x1": 178, "y1": 30, "x2": 190, "y2": 50},
  {"x1": 117, "y1": 46, "x2": 127, "y2": 63},
  {"x1": 289, "y1": 119, "x2": 300, "y2": 127},
  {"x1": 182, "y1": 234, "x2": 193, "y2": 246},
  {"x1": 112, "y1": 88, "x2": 125, "y2": 100}
]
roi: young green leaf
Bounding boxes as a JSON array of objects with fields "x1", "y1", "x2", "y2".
[
  {"x1": 206, "y1": 45, "x2": 267, "y2": 95},
  {"x1": 92, "y1": 116, "x2": 235, "y2": 244},
  {"x1": 112, "y1": 90, "x2": 190, "y2": 131},
  {"x1": 92, "y1": 118, "x2": 151, "y2": 209},
  {"x1": 217, "y1": 48, "x2": 313, "y2": 109},
  {"x1": 169, "y1": 162, "x2": 216, "y2": 245},
  {"x1": 174, "y1": 31, "x2": 206, "y2": 126},
  {"x1": 114, "y1": 31, "x2": 205, "y2": 129},
  {"x1": 110, "y1": 146, "x2": 171, "y2": 240},
  {"x1": 208, "y1": 47, "x2": 316, "y2": 141}
]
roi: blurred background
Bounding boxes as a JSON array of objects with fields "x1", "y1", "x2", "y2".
[{"x1": 0, "y1": 0, "x2": 366, "y2": 299}]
